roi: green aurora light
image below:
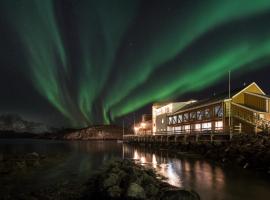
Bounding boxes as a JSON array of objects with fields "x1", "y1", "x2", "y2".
[{"x1": 1, "y1": 0, "x2": 270, "y2": 126}]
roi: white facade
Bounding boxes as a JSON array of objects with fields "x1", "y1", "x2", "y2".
[{"x1": 152, "y1": 101, "x2": 196, "y2": 133}]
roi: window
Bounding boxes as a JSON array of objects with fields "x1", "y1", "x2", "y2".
[
  {"x1": 161, "y1": 118, "x2": 164, "y2": 124},
  {"x1": 178, "y1": 114, "x2": 183, "y2": 123},
  {"x1": 215, "y1": 121, "x2": 223, "y2": 130},
  {"x1": 174, "y1": 126, "x2": 181, "y2": 133},
  {"x1": 214, "y1": 105, "x2": 223, "y2": 117},
  {"x1": 183, "y1": 125, "x2": 190, "y2": 132},
  {"x1": 183, "y1": 113, "x2": 189, "y2": 122},
  {"x1": 195, "y1": 124, "x2": 201, "y2": 131},
  {"x1": 202, "y1": 122, "x2": 212, "y2": 131},
  {"x1": 168, "y1": 117, "x2": 172, "y2": 125},
  {"x1": 197, "y1": 110, "x2": 203, "y2": 120},
  {"x1": 173, "y1": 116, "x2": 177, "y2": 124},
  {"x1": 190, "y1": 112, "x2": 196, "y2": 121},
  {"x1": 204, "y1": 108, "x2": 211, "y2": 119},
  {"x1": 167, "y1": 126, "x2": 173, "y2": 132}
]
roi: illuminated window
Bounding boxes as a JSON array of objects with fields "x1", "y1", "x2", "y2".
[
  {"x1": 167, "y1": 126, "x2": 173, "y2": 132},
  {"x1": 197, "y1": 110, "x2": 202, "y2": 120},
  {"x1": 168, "y1": 117, "x2": 172, "y2": 125},
  {"x1": 183, "y1": 113, "x2": 189, "y2": 122},
  {"x1": 184, "y1": 125, "x2": 190, "y2": 132},
  {"x1": 174, "y1": 126, "x2": 181, "y2": 133},
  {"x1": 204, "y1": 109, "x2": 211, "y2": 119},
  {"x1": 161, "y1": 118, "x2": 164, "y2": 124},
  {"x1": 190, "y1": 112, "x2": 196, "y2": 120},
  {"x1": 215, "y1": 121, "x2": 223, "y2": 130},
  {"x1": 178, "y1": 114, "x2": 182, "y2": 123},
  {"x1": 214, "y1": 105, "x2": 223, "y2": 117},
  {"x1": 173, "y1": 116, "x2": 177, "y2": 124},
  {"x1": 202, "y1": 122, "x2": 211, "y2": 131},
  {"x1": 195, "y1": 124, "x2": 201, "y2": 131}
]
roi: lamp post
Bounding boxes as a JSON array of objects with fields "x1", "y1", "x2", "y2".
[{"x1": 122, "y1": 119, "x2": 125, "y2": 136}]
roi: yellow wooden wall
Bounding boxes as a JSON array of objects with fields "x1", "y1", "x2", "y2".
[
  {"x1": 232, "y1": 83, "x2": 264, "y2": 105},
  {"x1": 244, "y1": 93, "x2": 266, "y2": 111}
]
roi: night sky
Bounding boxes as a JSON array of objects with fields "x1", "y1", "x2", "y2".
[{"x1": 0, "y1": 0, "x2": 270, "y2": 128}]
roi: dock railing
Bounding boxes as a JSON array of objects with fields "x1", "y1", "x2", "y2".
[{"x1": 123, "y1": 130, "x2": 231, "y2": 143}]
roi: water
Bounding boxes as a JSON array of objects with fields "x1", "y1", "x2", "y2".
[{"x1": 0, "y1": 139, "x2": 270, "y2": 200}]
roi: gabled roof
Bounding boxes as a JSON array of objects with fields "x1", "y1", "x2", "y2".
[
  {"x1": 244, "y1": 92, "x2": 270, "y2": 99},
  {"x1": 171, "y1": 82, "x2": 260, "y2": 115},
  {"x1": 232, "y1": 82, "x2": 265, "y2": 98}
]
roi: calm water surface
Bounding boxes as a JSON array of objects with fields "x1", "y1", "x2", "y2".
[{"x1": 0, "y1": 139, "x2": 270, "y2": 200}]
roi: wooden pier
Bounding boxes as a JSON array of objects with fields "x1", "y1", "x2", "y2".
[{"x1": 123, "y1": 131, "x2": 232, "y2": 144}]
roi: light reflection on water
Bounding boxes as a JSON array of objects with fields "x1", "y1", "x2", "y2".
[
  {"x1": 123, "y1": 144, "x2": 270, "y2": 200},
  {"x1": 127, "y1": 146, "x2": 224, "y2": 190},
  {"x1": 1, "y1": 139, "x2": 270, "y2": 200}
]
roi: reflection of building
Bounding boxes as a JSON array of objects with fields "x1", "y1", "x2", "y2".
[
  {"x1": 152, "y1": 101, "x2": 196, "y2": 133},
  {"x1": 134, "y1": 114, "x2": 152, "y2": 135},
  {"x1": 167, "y1": 82, "x2": 270, "y2": 134}
]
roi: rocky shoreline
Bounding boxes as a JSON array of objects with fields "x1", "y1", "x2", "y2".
[
  {"x1": 0, "y1": 154, "x2": 200, "y2": 200},
  {"x1": 131, "y1": 133, "x2": 270, "y2": 174},
  {"x1": 82, "y1": 159, "x2": 200, "y2": 200}
]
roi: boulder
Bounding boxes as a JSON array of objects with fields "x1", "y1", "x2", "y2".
[
  {"x1": 127, "y1": 182, "x2": 146, "y2": 199},
  {"x1": 26, "y1": 152, "x2": 39, "y2": 160},
  {"x1": 144, "y1": 183, "x2": 159, "y2": 197},
  {"x1": 162, "y1": 189, "x2": 200, "y2": 200},
  {"x1": 103, "y1": 173, "x2": 119, "y2": 188},
  {"x1": 16, "y1": 160, "x2": 26, "y2": 170},
  {"x1": 107, "y1": 185, "x2": 122, "y2": 198}
]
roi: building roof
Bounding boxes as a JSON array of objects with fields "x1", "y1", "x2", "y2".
[
  {"x1": 153, "y1": 101, "x2": 187, "y2": 109},
  {"x1": 171, "y1": 84, "x2": 253, "y2": 115},
  {"x1": 244, "y1": 92, "x2": 270, "y2": 99}
]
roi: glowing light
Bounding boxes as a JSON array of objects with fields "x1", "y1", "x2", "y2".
[
  {"x1": 152, "y1": 154, "x2": 157, "y2": 168},
  {"x1": 141, "y1": 122, "x2": 146, "y2": 129}
]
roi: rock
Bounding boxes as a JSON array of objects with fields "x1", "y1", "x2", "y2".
[
  {"x1": 107, "y1": 185, "x2": 122, "y2": 198},
  {"x1": 145, "y1": 183, "x2": 159, "y2": 197},
  {"x1": 103, "y1": 173, "x2": 119, "y2": 188},
  {"x1": 16, "y1": 160, "x2": 26, "y2": 169},
  {"x1": 26, "y1": 152, "x2": 39, "y2": 159},
  {"x1": 83, "y1": 160, "x2": 200, "y2": 200},
  {"x1": 162, "y1": 189, "x2": 200, "y2": 200},
  {"x1": 127, "y1": 182, "x2": 146, "y2": 199}
]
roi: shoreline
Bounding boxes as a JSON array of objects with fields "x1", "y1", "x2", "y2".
[
  {"x1": 126, "y1": 133, "x2": 270, "y2": 175},
  {"x1": 0, "y1": 153, "x2": 200, "y2": 200}
]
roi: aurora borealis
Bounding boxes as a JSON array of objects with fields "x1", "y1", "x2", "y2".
[{"x1": 0, "y1": 0, "x2": 270, "y2": 127}]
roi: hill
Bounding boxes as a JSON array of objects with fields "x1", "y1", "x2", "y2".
[{"x1": 40, "y1": 125, "x2": 132, "y2": 140}]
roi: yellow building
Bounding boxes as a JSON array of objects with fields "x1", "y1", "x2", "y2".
[{"x1": 167, "y1": 82, "x2": 270, "y2": 134}]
